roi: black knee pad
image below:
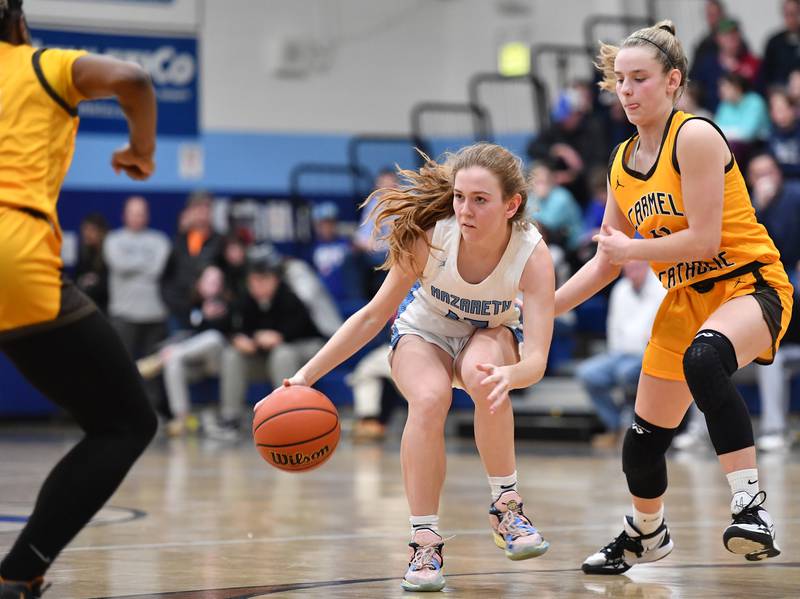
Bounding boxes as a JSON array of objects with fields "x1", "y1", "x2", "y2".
[
  {"x1": 683, "y1": 329, "x2": 738, "y2": 413},
  {"x1": 683, "y1": 329, "x2": 753, "y2": 454},
  {"x1": 622, "y1": 415, "x2": 677, "y2": 499}
]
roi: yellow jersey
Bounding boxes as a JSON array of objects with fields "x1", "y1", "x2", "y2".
[
  {"x1": 608, "y1": 110, "x2": 781, "y2": 291},
  {"x1": 0, "y1": 42, "x2": 87, "y2": 223}
]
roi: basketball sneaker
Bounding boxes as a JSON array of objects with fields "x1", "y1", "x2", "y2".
[
  {"x1": 0, "y1": 577, "x2": 47, "y2": 598},
  {"x1": 723, "y1": 491, "x2": 781, "y2": 561},
  {"x1": 489, "y1": 490, "x2": 549, "y2": 560},
  {"x1": 401, "y1": 528, "x2": 446, "y2": 592},
  {"x1": 582, "y1": 515, "x2": 673, "y2": 574}
]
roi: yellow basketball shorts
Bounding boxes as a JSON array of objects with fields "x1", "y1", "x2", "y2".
[
  {"x1": 642, "y1": 260, "x2": 794, "y2": 381},
  {"x1": 0, "y1": 205, "x2": 95, "y2": 341}
]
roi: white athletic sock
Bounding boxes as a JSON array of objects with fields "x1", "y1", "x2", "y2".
[
  {"x1": 633, "y1": 504, "x2": 664, "y2": 536},
  {"x1": 727, "y1": 468, "x2": 759, "y2": 514},
  {"x1": 409, "y1": 514, "x2": 439, "y2": 537},
  {"x1": 488, "y1": 471, "x2": 518, "y2": 501}
]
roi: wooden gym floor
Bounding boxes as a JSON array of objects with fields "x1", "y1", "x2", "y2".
[{"x1": 0, "y1": 425, "x2": 798, "y2": 598}]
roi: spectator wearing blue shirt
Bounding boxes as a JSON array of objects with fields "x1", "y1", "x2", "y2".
[
  {"x1": 310, "y1": 202, "x2": 360, "y2": 305},
  {"x1": 715, "y1": 72, "x2": 770, "y2": 163},
  {"x1": 527, "y1": 159, "x2": 583, "y2": 251}
]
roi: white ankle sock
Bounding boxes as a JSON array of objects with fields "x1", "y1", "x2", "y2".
[
  {"x1": 633, "y1": 504, "x2": 664, "y2": 535},
  {"x1": 488, "y1": 471, "x2": 517, "y2": 501},
  {"x1": 409, "y1": 514, "x2": 439, "y2": 536},
  {"x1": 727, "y1": 468, "x2": 759, "y2": 513}
]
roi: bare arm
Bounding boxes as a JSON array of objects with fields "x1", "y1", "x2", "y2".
[
  {"x1": 601, "y1": 120, "x2": 727, "y2": 264},
  {"x1": 553, "y1": 180, "x2": 628, "y2": 316},
  {"x1": 72, "y1": 55, "x2": 157, "y2": 179},
  {"x1": 294, "y1": 235, "x2": 429, "y2": 386},
  {"x1": 509, "y1": 241, "x2": 555, "y2": 389}
]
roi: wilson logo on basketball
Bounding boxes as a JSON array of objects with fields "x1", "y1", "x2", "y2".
[{"x1": 269, "y1": 445, "x2": 331, "y2": 466}]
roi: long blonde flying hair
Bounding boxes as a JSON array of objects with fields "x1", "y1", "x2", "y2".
[
  {"x1": 369, "y1": 143, "x2": 530, "y2": 276},
  {"x1": 595, "y1": 19, "x2": 689, "y2": 100}
]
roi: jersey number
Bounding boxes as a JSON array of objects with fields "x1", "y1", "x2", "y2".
[
  {"x1": 445, "y1": 310, "x2": 488, "y2": 328},
  {"x1": 649, "y1": 226, "x2": 672, "y2": 238}
]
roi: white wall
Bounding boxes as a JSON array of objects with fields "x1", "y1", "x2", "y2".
[
  {"x1": 26, "y1": 0, "x2": 198, "y2": 32},
  {"x1": 26, "y1": 0, "x2": 791, "y2": 135},
  {"x1": 200, "y1": 0, "x2": 640, "y2": 134}
]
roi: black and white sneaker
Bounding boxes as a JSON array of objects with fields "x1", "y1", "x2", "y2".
[
  {"x1": 723, "y1": 491, "x2": 781, "y2": 561},
  {"x1": 582, "y1": 515, "x2": 673, "y2": 575}
]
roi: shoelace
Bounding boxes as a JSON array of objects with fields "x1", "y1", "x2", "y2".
[
  {"x1": 498, "y1": 509, "x2": 538, "y2": 540},
  {"x1": 600, "y1": 530, "x2": 642, "y2": 560},
  {"x1": 408, "y1": 535, "x2": 455, "y2": 571},
  {"x1": 732, "y1": 490, "x2": 768, "y2": 525}
]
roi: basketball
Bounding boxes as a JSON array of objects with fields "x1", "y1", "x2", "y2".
[{"x1": 252, "y1": 385, "x2": 340, "y2": 472}]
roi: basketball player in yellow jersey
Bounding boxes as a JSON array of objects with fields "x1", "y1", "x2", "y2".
[
  {"x1": 555, "y1": 20, "x2": 793, "y2": 575},
  {"x1": 0, "y1": 2, "x2": 158, "y2": 596}
]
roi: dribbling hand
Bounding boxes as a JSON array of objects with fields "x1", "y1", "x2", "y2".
[
  {"x1": 111, "y1": 144, "x2": 155, "y2": 181},
  {"x1": 476, "y1": 363, "x2": 512, "y2": 414},
  {"x1": 252, "y1": 373, "x2": 308, "y2": 412}
]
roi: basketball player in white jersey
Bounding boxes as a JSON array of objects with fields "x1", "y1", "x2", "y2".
[{"x1": 256, "y1": 143, "x2": 555, "y2": 592}]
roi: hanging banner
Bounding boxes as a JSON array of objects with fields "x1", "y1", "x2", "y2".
[{"x1": 30, "y1": 27, "x2": 198, "y2": 136}]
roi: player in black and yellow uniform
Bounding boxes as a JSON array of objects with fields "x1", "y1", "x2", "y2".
[
  {"x1": 555, "y1": 20, "x2": 793, "y2": 574},
  {"x1": 0, "y1": 2, "x2": 158, "y2": 596}
]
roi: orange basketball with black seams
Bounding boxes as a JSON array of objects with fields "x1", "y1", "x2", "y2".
[{"x1": 252, "y1": 385, "x2": 340, "y2": 472}]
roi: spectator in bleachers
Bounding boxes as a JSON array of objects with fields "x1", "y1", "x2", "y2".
[
  {"x1": 748, "y1": 152, "x2": 800, "y2": 269},
  {"x1": 160, "y1": 264, "x2": 233, "y2": 437},
  {"x1": 692, "y1": 0, "x2": 726, "y2": 71},
  {"x1": 355, "y1": 169, "x2": 397, "y2": 298},
  {"x1": 766, "y1": 88, "x2": 800, "y2": 178},
  {"x1": 311, "y1": 201, "x2": 361, "y2": 306},
  {"x1": 762, "y1": 0, "x2": 800, "y2": 88},
  {"x1": 161, "y1": 191, "x2": 224, "y2": 328},
  {"x1": 104, "y1": 195, "x2": 171, "y2": 411},
  {"x1": 576, "y1": 261, "x2": 666, "y2": 448},
  {"x1": 218, "y1": 259, "x2": 326, "y2": 436},
  {"x1": 582, "y1": 167, "x2": 608, "y2": 240},
  {"x1": 528, "y1": 80, "x2": 608, "y2": 203},
  {"x1": 715, "y1": 73, "x2": 770, "y2": 164},
  {"x1": 254, "y1": 243, "x2": 343, "y2": 339},
  {"x1": 527, "y1": 159, "x2": 583, "y2": 252},
  {"x1": 218, "y1": 234, "x2": 249, "y2": 304},
  {"x1": 690, "y1": 18, "x2": 760, "y2": 112},
  {"x1": 74, "y1": 212, "x2": 109, "y2": 314}
]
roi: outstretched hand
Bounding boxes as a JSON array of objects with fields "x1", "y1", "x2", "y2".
[
  {"x1": 592, "y1": 223, "x2": 631, "y2": 266},
  {"x1": 476, "y1": 363, "x2": 513, "y2": 414}
]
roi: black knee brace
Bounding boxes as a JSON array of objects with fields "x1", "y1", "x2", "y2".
[
  {"x1": 683, "y1": 329, "x2": 754, "y2": 455},
  {"x1": 622, "y1": 414, "x2": 677, "y2": 499}
]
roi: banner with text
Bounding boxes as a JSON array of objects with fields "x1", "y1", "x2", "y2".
[{"x1": 31, "y1": 27, "x2": 198, "y2": 136}]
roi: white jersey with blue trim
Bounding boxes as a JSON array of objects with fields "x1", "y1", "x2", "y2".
[{"x1": 394, "y1": 216, "x2": 542, "y2": 338}]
